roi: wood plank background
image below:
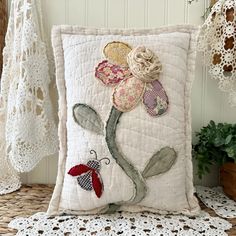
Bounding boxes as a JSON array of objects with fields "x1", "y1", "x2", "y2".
[{"x1": 6, "y1": 0, "x2": 236, "y2": 186}]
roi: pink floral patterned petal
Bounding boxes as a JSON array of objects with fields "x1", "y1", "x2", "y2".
[
  {"x1": 95, "y1": 60, "x2": 132, "y2": 86},
  {"x1": 112, "y1": 76, "x2": 145, "y2": 112},
  {"x1": 143, "y1": 80, "x2": 169, "y2": 117}
]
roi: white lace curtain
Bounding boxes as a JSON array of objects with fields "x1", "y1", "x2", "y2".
[
  {"x1": 0, "y1": 0, "x2": 58, "y2": 194},
  {"x1": 198, "y1": 0, "x2": 236, "y2": 106}
]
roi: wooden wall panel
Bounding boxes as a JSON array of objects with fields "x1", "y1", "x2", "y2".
[
  {"x1": 87, "y1": 0, "x2": 107, "y2": 27},
  {"x1": 107, "y1": 0, "x2": 126, "y2": 28},
  {"x1": 147, "y1": 0, "x2": 166, "y2": 27},
  {"x1": 127, "y1": 0, "x2": 146, "y2": 28}
]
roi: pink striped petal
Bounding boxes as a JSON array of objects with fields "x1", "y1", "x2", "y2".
[
  {"x1": 143, "y1": 80, "x2": 169, "y2": 117},
  {"x1": 95, "y1": 60, "x2": 132, "y2": 86},
  {"x1": 112, "y1": 76, "x2": 145, "y2": 112}
]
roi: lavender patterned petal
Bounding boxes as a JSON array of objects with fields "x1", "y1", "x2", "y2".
[
  {"x1": 143, "y1": 80, "x2": 169, "y2": 117},
  {"x1": 143, "y1": 90, "x2": 157, "y2": 110}
]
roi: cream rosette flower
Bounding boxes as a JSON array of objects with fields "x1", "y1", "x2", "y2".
[{"x1": 127, "y1": 46, "x2": 162, "y2": 83}]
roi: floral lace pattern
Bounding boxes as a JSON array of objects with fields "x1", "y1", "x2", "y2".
[
  {"x1": 0, "y1": 0, "x2": 58, "y2": 196},
  {"x1": 9, "y1": 211, "x2": 232, "y2": 236},
  {"x1": 196, "y1": 185, "x2": 236, "y2": 219},
  {"x1": 198, "y1": 0, "x2": 236, "y2": 106},
  {"x1": 0, "y1": 97, "x2": 21, "y2": 194}
]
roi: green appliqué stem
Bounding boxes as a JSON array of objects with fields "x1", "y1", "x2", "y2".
[
  {"x1": 105, "y1": 106, "x2": 147, "y2": 212},
  {"x1": 72, "y1": 103, "x2": 177, "y2": 214}
]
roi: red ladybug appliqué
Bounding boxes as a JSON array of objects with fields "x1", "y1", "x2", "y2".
[{"x1": 68, "y1": 150, "x2": 110, "y2": 198}]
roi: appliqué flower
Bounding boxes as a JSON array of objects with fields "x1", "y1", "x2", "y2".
[{"x1": 95, "y1": 41, "x2": 169, "y2": 116}]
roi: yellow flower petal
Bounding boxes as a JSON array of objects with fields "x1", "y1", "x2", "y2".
[{"x1": 103, "y1": 41, "x2": 132, "y2": 67}]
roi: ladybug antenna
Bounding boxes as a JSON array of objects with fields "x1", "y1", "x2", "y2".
[
  {"x1": 90, "y1": 149, "x2": 98, "y2": 160},
  {"x1": 99, "y1": 157, "x2": 110, "y2": 165}
]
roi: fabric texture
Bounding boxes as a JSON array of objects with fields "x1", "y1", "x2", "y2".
[
  {"x1": 0, "y1": 0, "x2": 58, "y2": 180},
  {"x1": 48, "y1": 25, "x2": 200, "y2": 216}
]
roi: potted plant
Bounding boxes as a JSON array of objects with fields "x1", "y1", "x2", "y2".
[{"x1": 193, "y1": 120, "x2": 236, "y2": 200}]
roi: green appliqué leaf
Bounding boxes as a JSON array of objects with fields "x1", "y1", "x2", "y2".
[
  {"x1": 73, "y1": 104, "x2": 104, "y2": 135},
  {"x1": 142, "y1": 147, "x2": 177, "y2": 179}
]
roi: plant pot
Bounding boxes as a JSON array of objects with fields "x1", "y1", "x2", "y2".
[{"x1": 220, "y1": 162, "x2": 236, "y2": 201}]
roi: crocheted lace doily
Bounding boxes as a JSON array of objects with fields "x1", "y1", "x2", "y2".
[
  {"x1": 0, "y1": 95, "x2": 21, "y2": 194},
  {"x1": 198, "y1": 0, "x2": 236, "y2": 106},
  {"x1": 9, "y1": 211, "x2": 231, "y2": 236},
  {"x1": 196, "y1": 185, "x2": 236, "y2": 218},
  {"x1": 0, "y1": 0, "x2": 58, "y2": 175},
  {"x1": 0, "y1": 157, "x2": 21, "y2": 195}
]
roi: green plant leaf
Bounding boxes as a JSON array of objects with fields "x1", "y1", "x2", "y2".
[
  {"x1": 214, "y1": 136, "x2": 225, "y2": 147},
  {"x1": 225, "y1": 134, "x2": 232, "y2": 145},
  {"x1": 193, "y1": 120, "x2": 236, "y2": 178},
  {"x1": 73, "y1": 104, "x2": 104, "y2": 135},
  {"x1": 142, "y1": 147, "x2": 177, "y2": 179},
  {"x1": 225, "y1": 145, "x2": 236, "y2": 158},
  {"x1": 209, "y1": 120, "x2": 216, "y2": 128}
]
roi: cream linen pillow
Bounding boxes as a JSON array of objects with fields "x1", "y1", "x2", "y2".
[{"x1": 48, "y1": 25, "x2": 200, "y2": 216}]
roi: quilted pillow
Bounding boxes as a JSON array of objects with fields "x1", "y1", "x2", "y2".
[{"x1": 48, "y1": 25, "x2": 200, "y2": 216}]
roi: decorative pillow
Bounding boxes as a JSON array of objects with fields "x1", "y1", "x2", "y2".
[{"x1": 48, "y1": 25, "x2": 200, "y2": 216}]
